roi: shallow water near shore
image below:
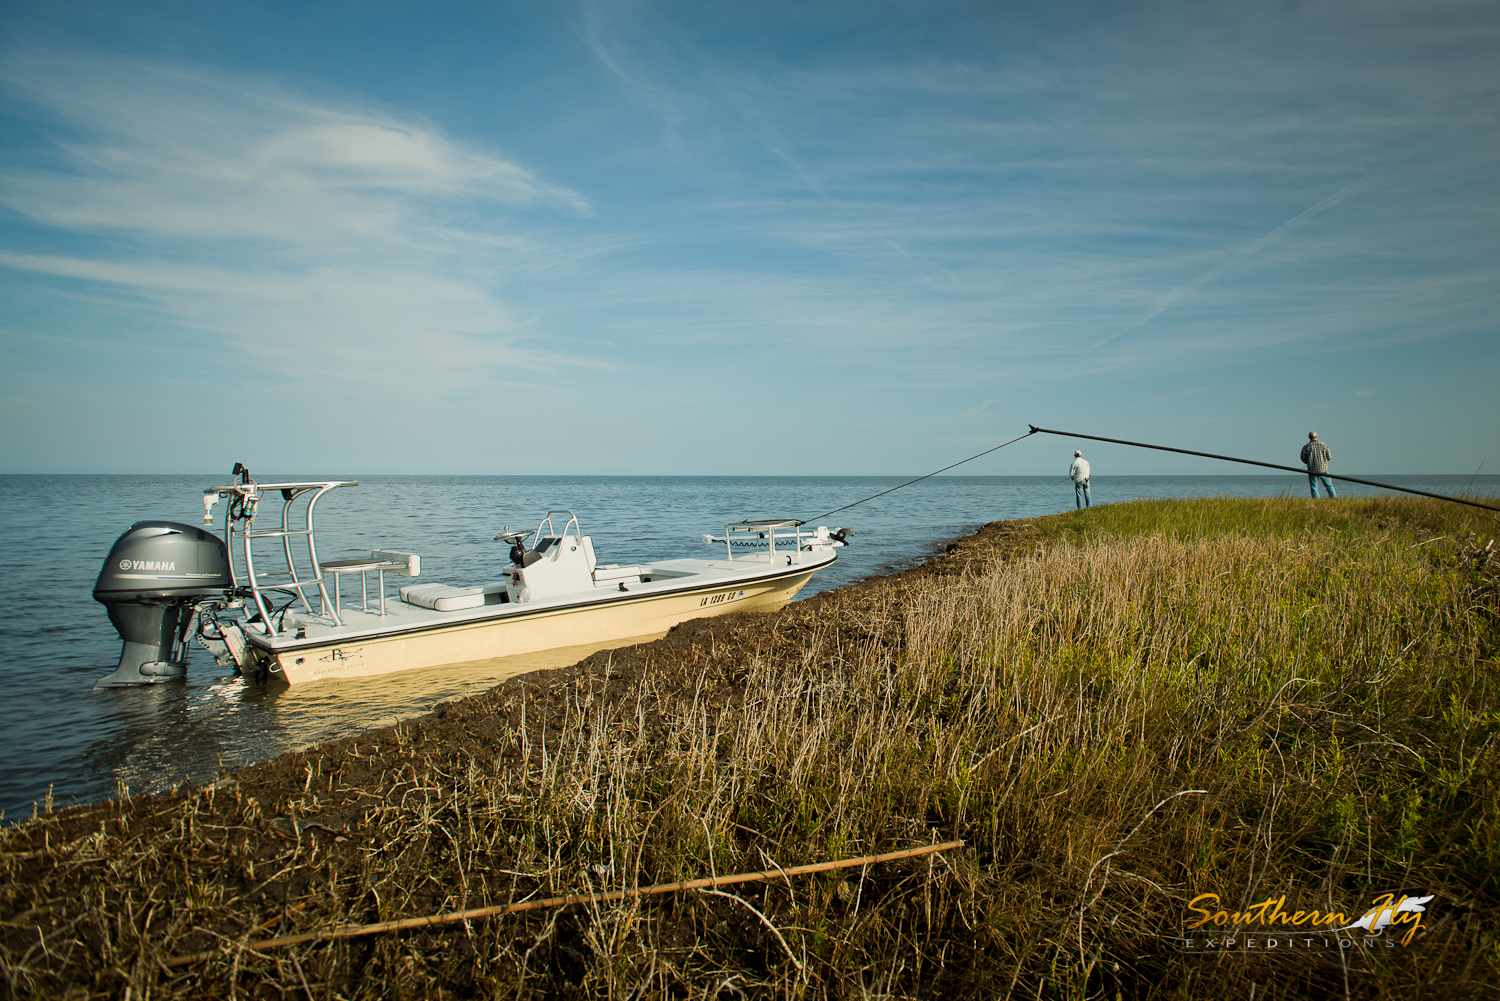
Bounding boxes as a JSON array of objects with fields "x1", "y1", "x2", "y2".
[{"x1": 2, "y1": 471, "x2": 1494, "y2": 821}]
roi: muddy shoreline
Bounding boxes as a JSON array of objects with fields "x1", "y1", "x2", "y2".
[
  {"x1": 1, "y1": 517, "x2": 1043, "y2": 997},
  {"x1": 232, "y1": 517, "x2": 1038, "y2": 810},
  {"x1": 199, "y1": 517, "x2": 1042, "y2": 837}
]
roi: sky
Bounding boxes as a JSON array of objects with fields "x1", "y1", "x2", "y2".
[{"x1": 0, "y1": 0, "x2": 1496, "y2": 476}]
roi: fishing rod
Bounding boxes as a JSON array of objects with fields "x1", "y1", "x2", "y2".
[
  {"x1": 804, "y1": 430, "x2": 1036, "y2": 523},
  {"x1": 1026, "y1": 425, "x2": 1500, "y2": 513}
]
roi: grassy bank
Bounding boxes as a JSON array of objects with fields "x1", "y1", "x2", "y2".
[{"x1": 3, "y1": 495, "x2": 1497, "y2": 998}]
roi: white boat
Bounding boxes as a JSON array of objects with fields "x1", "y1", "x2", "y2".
[{"x1": 92, "y1": 473, "x2": 845, "y2": 688}]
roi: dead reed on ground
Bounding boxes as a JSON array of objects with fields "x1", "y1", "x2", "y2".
[{"x1": 2, "y1": 496, "x2": 1497, "y2": 999}]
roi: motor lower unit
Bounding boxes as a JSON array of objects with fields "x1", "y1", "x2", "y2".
[{"x1": 93, "y1": 521, "x2": 233, "y2": 689}]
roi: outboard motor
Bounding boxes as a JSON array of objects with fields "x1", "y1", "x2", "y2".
[{"x1": 93, "y1": 521, "x2": 232, "y2": 689}]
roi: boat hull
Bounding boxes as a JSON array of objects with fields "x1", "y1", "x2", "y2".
[{"x1": 267, "y1": 564, "x2": 816, "y2": 684}]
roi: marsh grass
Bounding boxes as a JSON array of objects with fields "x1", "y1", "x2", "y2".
[{"x1": 2, "y1": 496, "x2": 1497, "y2": 998}]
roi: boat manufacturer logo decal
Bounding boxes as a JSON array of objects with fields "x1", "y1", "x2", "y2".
[
  {"x1": 119, "y1": 559, "x2": 176, "y2": 571},
  {"x1": 315, "y1": 647, "x2": 364, "y2": 671}
]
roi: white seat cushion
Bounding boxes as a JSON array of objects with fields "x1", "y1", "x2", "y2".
[{"x1": 400, "y1": 583, "x2": 485, "y2": 611}]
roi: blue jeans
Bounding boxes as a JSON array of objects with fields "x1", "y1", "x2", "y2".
[
  {"x1": 1308, "y1": 474, "x2": 1335, "y2": 498},
  {"x1": 1075, "y1": 479, "x2": 1091, "y2": 508}
]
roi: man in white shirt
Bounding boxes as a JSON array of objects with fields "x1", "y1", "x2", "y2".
[{"x1": 1070, "y1": 450, "x2": 1091, "y2": 509}]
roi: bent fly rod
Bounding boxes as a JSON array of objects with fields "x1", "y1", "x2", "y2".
[
  {"x1": 1027, "y1": 426, "x2": 1500, "y2": 513},
  {"x1": 804, "y1": 429, "x2": 1038, "y2": 522}
]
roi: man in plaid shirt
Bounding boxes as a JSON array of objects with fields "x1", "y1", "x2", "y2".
[{"x1": 1301, "y1": 432, "x2": 1335, "y2": 498}]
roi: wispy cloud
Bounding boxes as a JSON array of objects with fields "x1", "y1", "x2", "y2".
[
  {"x1": 0, "y1": 50, "x2": 596, "y2": 398},
  {"x1": 0, "y1": 52, "x2": 592, "y2": 238},
  {"x1": 1090, "y1": 170, "x2": 1387, "y2": 349},
  {"x1": 1, "y1": 3, "x2": 1496, "y2": 473},
  {"x1": 0, "y1": 251, "x2": 614, "y2": 393},
  {"x1": 565, "y1": 1, "x2": 1499, "y2": 383}
]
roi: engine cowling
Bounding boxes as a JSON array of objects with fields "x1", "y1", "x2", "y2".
[{"x1": 93, "y1": 521, "x2": 232, "y2": 689}]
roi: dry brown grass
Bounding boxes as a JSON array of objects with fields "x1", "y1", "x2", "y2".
[{"x1": 2, "y1": 496, "x2": 1497, "y2": 999}]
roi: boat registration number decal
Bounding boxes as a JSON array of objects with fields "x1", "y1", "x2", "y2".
[{"x1": 700, "y1": 590, "x2": 746, "y2": 607}]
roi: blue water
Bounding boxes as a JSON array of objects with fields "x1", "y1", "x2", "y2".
[{"x1": 1, "y1": 472, "x2": 1494, "y2": 822}]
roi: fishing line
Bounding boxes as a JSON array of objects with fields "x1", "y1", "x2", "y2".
[
  {"x1": 804, "y1": 430, "x2": 1036, "y2": 523},
  {"x1": 1027, "y1": 425, "x2": 1500, "y2": 513}
]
